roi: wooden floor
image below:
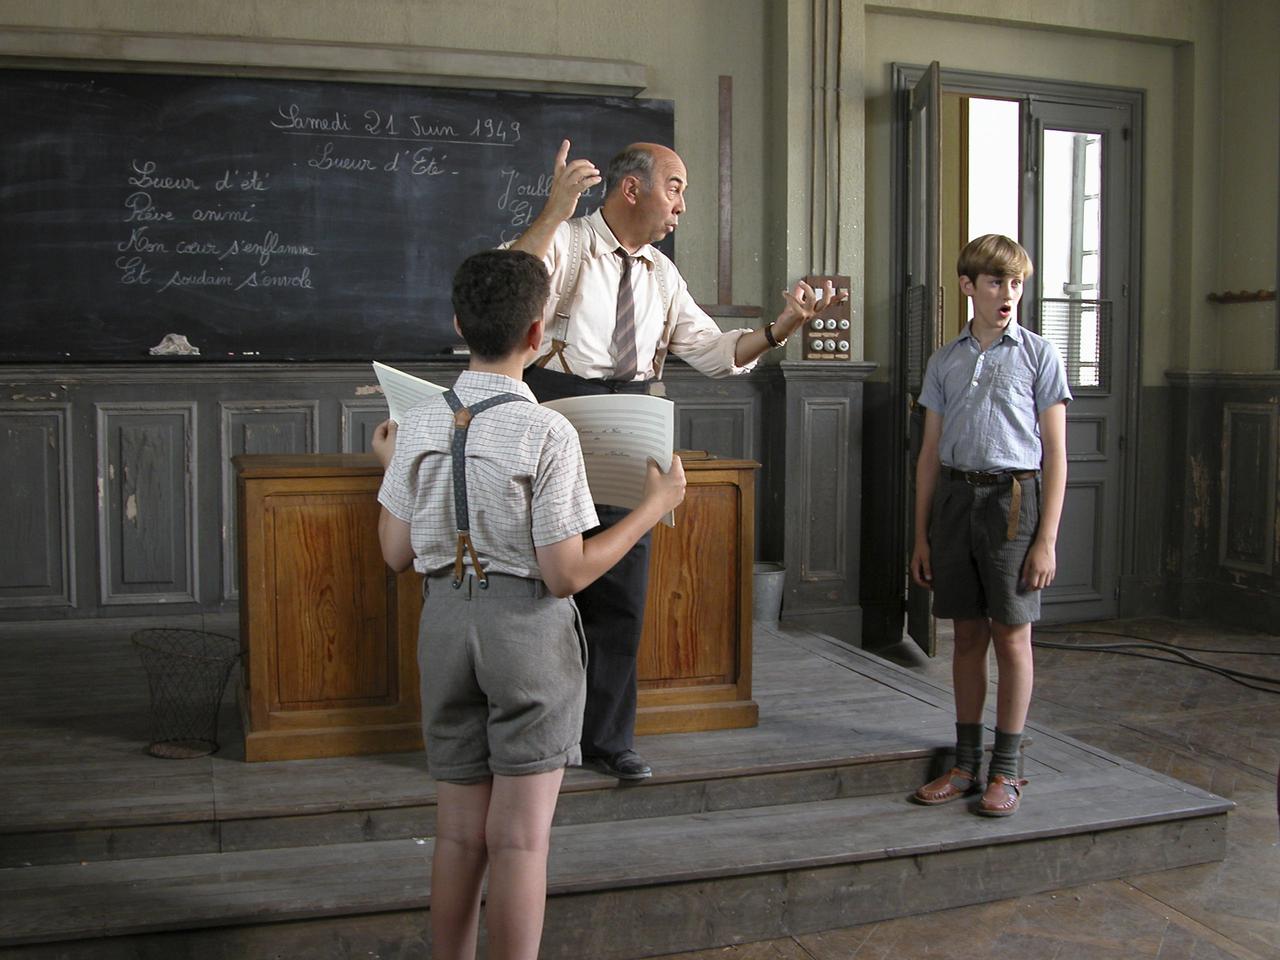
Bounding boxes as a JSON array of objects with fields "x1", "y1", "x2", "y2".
[
  {"x1": 0, "y1": 613, "x2": 1248, "y2": 958},
  {"x1": 659, "y1": 618, "x2": 1280, "y2": 960}
]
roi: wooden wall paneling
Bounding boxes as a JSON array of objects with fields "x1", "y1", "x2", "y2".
[
  {"x1": 219, "y1": 401, "x2": 320, "y2": 601},
  {"x1": 0, "y1": 405, "x2": 73, "y2": 608},
  {"x1": 663, "y1": 363, "x2": 776, "y2": 562},
  {"x1": 1053, "y1": 479, "x2": 1107, "y2": 603},
  {"x1": 781, "y1": 363, "x2": 874, "y2": 643},
  {"x1": 341, "y1": 399, "x2": 391, "y2": 454},
  {"x1": 1065, "y1": 414, "x2": 1107, "y2": 462},
  {"x1": 95, "y1": 402, "x2": 197, "y2": 605},
  {"x1": 674, "y1": 398, "x2": 756, "y2": 460},
  {"x1": 799, "y1": 397, "x2": 850, "y2": 578},
  {"x1": 1219, "y1": 402, "x2": 1278, "y2": 575}
]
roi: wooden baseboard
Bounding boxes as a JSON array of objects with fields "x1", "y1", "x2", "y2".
[
  {"x1": 243, "y1": 724, "x2": 424, "y2": 763},
  {"x1": 636, "y1": 698, "x2": 758, "y2": 736}
]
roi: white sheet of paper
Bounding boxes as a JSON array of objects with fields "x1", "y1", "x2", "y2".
[
  {"x1": 543, "y1": 393, "x2": 676, "y2": 527},
  {"x1": 372, "y1": 361, "x2": 446, "y2": 423}
]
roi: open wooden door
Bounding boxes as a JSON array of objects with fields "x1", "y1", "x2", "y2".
[{"x1": 903, "y1": 61, "x2": 942, "y2": 657}]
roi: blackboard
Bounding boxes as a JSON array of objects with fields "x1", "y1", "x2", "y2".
[{"x1": 0, "y1": 68, "x2": 673, "y2": 362}]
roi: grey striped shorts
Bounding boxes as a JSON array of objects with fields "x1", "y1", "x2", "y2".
[{"x1": 418, "y1": 572, "x2": 587, "y2": 783}]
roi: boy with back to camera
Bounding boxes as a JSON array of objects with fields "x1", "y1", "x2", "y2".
[
  {"x1": 910, "y1": 234, "x2": 1071, "y2": 817},
  {"x1": 372, "y1": 249, "x2": 686, "y2": 960}
]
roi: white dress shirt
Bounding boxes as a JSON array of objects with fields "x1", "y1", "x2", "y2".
[{"x1": 528, "y1": 209, "x2": 756, "y2": 381}]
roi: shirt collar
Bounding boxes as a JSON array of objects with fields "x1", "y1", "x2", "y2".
[
  {"x1": 961, "y1": 318, "x2": 1023, "y2": 347},
  {"x1": 585, "y1": 208, "x2": 656, "y2": 269},
  {"x1": 454, "y1": 369, "x2": 537, "y2": 403}
]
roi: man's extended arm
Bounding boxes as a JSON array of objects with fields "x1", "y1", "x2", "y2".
[{"x1": 732, "y1": 279, "x2": 847, "y2": 366}]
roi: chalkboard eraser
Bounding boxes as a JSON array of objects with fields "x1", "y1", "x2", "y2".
[{"x1": 449, "y1": 345, "x2": 471, "y2": 356}]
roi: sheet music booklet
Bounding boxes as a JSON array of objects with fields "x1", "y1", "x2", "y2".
[{"x1": 373, "y1": 361, "x2": 676, "y2": 526}]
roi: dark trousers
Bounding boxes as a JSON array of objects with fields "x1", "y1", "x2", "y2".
[
  {"x1": 578, "y1": 506, "x2": 652, "y2": 755},
  {"x1": 524, "y1": 365, "x2": 655, "y2": 756}
]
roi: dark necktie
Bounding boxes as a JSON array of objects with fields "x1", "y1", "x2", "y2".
[{"x1": 611, "y1": 247, "x2": 637, "y2": 380}]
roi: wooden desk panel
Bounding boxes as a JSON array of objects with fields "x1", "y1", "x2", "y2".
[
  {"x1": 235, "y1": 457, "x2": 423, "y2": 761},
  {"x1": 637, "y1": 459, "x2": 758, "y2": 734}
]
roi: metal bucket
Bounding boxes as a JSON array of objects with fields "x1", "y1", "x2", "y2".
[{"x1": 752, "y1": 562, "x2": 786, "y2": 624}]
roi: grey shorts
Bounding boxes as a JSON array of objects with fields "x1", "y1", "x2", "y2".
[
  {"x1": 928, "y1": 471, "x2": 1042, "y2": 626},
  {"x1": 419, "y1": 572, "x2": 587, "y2": 783}
]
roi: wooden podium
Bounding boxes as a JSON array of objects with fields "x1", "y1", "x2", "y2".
[{"x1": 234, "y1": 454, "x2": 758, "y2": 762}]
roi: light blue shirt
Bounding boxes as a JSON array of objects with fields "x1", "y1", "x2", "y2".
[{"x1": 918, "y1": 320, "x2": 1072, "y2": 472}]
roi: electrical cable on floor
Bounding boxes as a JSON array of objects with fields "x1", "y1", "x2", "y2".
[
  {"x1": 1030, "y1": 630, "x2": 1280, "y2": 696},
  {"x1": 1035, "y1": 625, "x2": 1280, "y2": 656}
]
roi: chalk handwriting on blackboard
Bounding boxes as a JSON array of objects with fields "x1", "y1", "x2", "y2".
[
  {"x1": 129, "y1": 160, "x2": 201, "y2": 191},
  {"x1": 271, "y1": 104, "x2": 351, "y2": 132},
  {"x1": 2, "y1": 68, "x2": 672, "y2": 360},
  {"x1": 116, "y1": 159, "x2": 302, "y2": 293}
]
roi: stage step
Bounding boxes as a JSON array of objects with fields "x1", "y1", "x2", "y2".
[
  {"x1": 1, "y1": 749, "x2": 949, "y2": 868},
  {"x1": 0, "y1": 758, "x2": 1228, "y2": 958},
  {"x1": 0, "y1": 627, "x2": 971, "y2": 869},
  {"x1": 0, "y1": 622, "x2": 1232, "y2": 958},
  {"x1": 2, "y1": 625, "x2": 1013, "y2": 870}
]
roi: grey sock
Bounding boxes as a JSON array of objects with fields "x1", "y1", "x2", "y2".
[
  {"x1": 954, "y1": 722, "x2": 984, "y2": 776},
  {"x1": 989, "y1": 728, "x2": 1023, "y2": 780}
]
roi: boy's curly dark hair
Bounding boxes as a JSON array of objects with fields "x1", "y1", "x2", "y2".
[{"x1": 451, "y1": 250, "x2": 550, "y2": 360}]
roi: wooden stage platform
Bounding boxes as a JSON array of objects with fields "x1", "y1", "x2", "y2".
[{"x1": 0, "y1": 614, "x2": 1231, "y2": 959}]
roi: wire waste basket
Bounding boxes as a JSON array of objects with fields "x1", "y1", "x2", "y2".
[{"x1": 131, "y1": 629, "x2": 242, "y2": 759}]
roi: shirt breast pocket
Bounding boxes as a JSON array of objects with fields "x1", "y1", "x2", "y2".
[{"x1": 993, "y1": 365, "x2": 1035, "y2": 403}]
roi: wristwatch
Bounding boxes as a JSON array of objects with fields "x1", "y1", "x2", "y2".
[{"x1": 764, "y1": 321, "x2": 788, "y2": 348}]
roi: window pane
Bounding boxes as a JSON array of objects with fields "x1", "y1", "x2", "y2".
[
  {"x1": 1041, "y1": 129, "x2": 1103, "y2": 298},
  {"x1": 1041, "y1": 128, "x2": 1107, "y2": 392}
]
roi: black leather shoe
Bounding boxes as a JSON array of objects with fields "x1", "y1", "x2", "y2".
[{"x1": 584, "y1": 749, "x2": 652, "y2": 780}]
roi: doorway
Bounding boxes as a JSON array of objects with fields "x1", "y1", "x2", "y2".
[{"x1": 894, "y1": 64, "x2": 1144, "y2": 652}]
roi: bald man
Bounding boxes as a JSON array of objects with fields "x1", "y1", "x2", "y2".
[{"x1": 509, "y1": 140, "x2": 840, "y2": 779}]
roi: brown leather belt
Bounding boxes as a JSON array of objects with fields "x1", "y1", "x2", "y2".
[
  {"x1": 944, "y1": 467, "x2": 1038, "y2": 486},
  {"x1": 943, "y1": 468, "x2": 1039, "y2": 541}
]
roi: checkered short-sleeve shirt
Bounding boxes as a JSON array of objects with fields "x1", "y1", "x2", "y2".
[{"x1": 377, "y1": 370, "x2": 599, "y2": 578}]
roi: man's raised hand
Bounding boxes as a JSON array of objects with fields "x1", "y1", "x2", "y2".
[{"x1": 544, "y1": 139, "x2": 603, "y2": 224}]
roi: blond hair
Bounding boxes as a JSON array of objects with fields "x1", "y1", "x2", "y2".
[{"x1": 957, "y1": 234, "x2": 1034, "y2": 282}]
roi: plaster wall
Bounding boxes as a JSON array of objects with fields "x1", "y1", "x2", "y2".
[{"x1": 1213, "y1": 0, "x2": 1279, "y2": 370}]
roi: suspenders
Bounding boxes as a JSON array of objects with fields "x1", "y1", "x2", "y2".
[
  {"x1": 441, "y1": 389, "x2": 529, "y2": 589},
  {"x1": 535, "y1": 217, "x2": 585, "y2": 373},
  {"x1": 534, "y1": 217, "x2": 676, "y2": 378}
]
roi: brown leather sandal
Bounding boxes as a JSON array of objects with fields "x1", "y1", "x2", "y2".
[
  {"x1": 912, "y1": 767, "x2": 981, "y2": 805},
  {"x1": 977, "y1": 774, "x2": 1028, "y2": 817}
]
